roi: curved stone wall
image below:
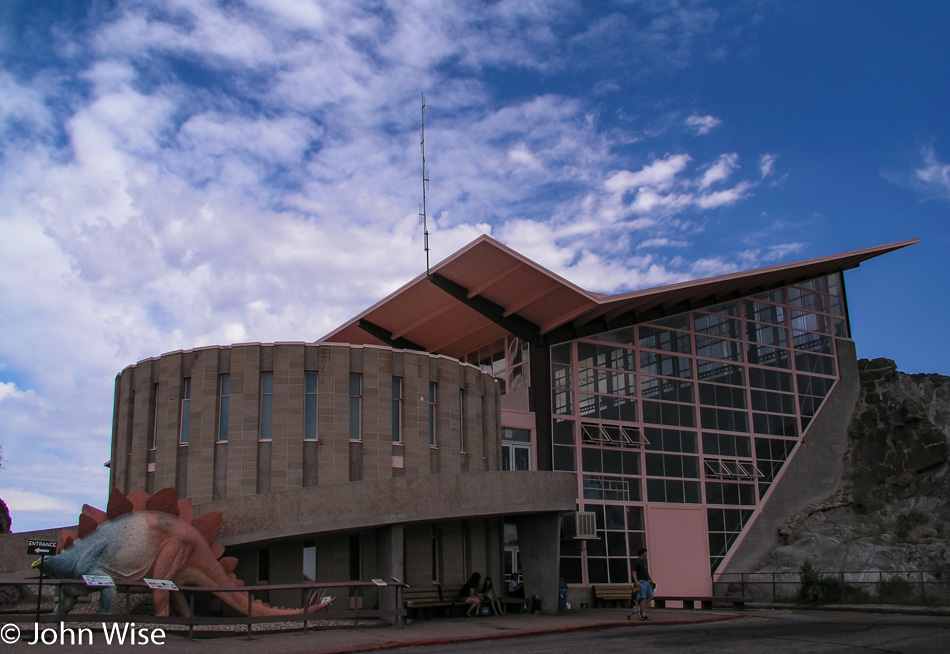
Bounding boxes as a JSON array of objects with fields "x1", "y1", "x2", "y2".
[{"x1": 110, "y1": 343, "x2": 502, "y2": 505}]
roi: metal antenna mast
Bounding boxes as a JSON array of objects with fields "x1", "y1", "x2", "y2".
[{"x1": 420, "y1": 93, "x2": 431, "y2": 277}]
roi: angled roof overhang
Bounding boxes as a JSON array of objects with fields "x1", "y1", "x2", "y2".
[{"x1": 318, "y1": 235, "x2": 918, "y2": 358}]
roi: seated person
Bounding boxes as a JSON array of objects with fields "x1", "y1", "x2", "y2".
[
  {"x1": 481, "y1": 576, "x2": 503, "y2": 615},
  {"x1": 458, "y1": 572, "x2": 483, "y2": 617}
]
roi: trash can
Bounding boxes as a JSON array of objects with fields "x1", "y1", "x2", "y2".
[
  {"x1": 558, "y1": 577, "x2": 568, "y2": 610},
  {"x1": 405, "y1": 600, "x2": 414, "y2": 625}
]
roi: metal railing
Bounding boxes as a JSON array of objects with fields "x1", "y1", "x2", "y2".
[
  {"x1": 713, "y1": 571, "x2": 950, "y2": 606},
  {"x1": 0, "y1": 578, "x2": 407, "y2": 638}
]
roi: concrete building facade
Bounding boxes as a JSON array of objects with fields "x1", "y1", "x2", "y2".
[
  {"x1": 320, "y1": 235, "x2": 917, "y2": 602},
  {"x1": 108, "y1": 342, "x2": 575, "y2": 614},
  {"x1": 0, "y1": 235, "x2": 912, "y2": 614}
]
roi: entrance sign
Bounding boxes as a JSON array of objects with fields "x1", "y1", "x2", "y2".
[{"x1": 27, "y1": 540, "x2": 58, "y2": 556}]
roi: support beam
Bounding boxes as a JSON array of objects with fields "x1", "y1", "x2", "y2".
[
  {"x1": 428, "y1": 273, "x2": 542, "y2": 344},
  {"x1": 356, "y1": 319, "x2": 426, "y2": 351}
]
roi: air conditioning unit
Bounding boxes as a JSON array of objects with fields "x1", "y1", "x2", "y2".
[{"x1": 561, "y1": 512, "x2": 598, "y2": 540}]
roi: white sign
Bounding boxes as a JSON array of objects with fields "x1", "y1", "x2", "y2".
[
  {"x1": 143, "y1": 579, "x2": 179, "y2": 591},
  {"x1": 82, "y1": 575, "x2": 115, "y2": 587}
]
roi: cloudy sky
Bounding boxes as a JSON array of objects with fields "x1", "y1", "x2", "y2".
[{"x1": 1, "y1": 0, "x2": 948, "y2": 533}]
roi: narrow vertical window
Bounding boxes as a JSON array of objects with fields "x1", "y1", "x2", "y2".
[
  {"x1": 260, "y1": 372, "x2": 273, "y2": 442},
  {"x1": 149, "y1": 382, "x2": 159, "y2": 450},
  {"x1": 218, "y1": 374, "x2": 230, "y2": 443},
  {"x1": 305, "y1": 372, "x2": 318, "y2": 441},
  {"x1": 459, "y1": 388, "x2": 466, "y2": 452},
  {"x1": 431, "y1": 524, "x2": 442, "y2": 583},
  {"x1": 179, "y1": 378, "x2": 191, "y2": 445},
  {"x1": 428, "y1": 382, "x2": 438, "y2": 447},
  {"x1": 349, "y1": 373, "x2": 362, "y2": 441},
  {"x1": 391, "y1": 377, "x2": 402, "y2": 443},
  {"x1": 303, "y1": 540, "x2": 317, "y2": 582},
  {"x1": 349, "y1": 534, "x2": 362, "y2": 580},
  {"x1": 258, "y1": 548, "x2": 270, "y2": 583}
]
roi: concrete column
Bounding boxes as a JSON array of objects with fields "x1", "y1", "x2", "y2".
[
  {"x1": 513, "y1": 512, "x2": 562, "y2": 615},
  {"x1": 375, "y1": 524, "x2": 404, "y2": 624}
]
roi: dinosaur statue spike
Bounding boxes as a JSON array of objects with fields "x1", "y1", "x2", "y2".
[
  {"x1": 191, "y1": 512, "x2": 223, "y2": 545},
  {"x1": 59, "y1": 529, "x2": 77, "y2": 553},
  {"x1": 145, "y1": 488, "x2": 180, "y2": 516},
  {"x1": 177, "y1": 499, "x2": 194, "y2": 524},
  {"x1": 127, "y1": 490, "x2": 149, "y2": 512},
  {"x1": 81, "y1": 504, "x2": 107, "y2": 525},
  {"x1": 106, "y1": 488, "x2": 134, "y2": 520},
  {"x1": 219, "y1": 557, "x2": 238, "y2": 573},
  {"x1": 211, "y1": 544, "x2": 225, "y2": 560},
  {"x1": 77, "y1": 514, "x2": 99, "y2": 539}
]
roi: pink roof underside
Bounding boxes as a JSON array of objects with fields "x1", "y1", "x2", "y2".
[{"x1": 319, "y1": 235, "x2": 918, "y2": 359}]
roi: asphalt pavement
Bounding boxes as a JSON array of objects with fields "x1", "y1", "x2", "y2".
[{"x1": 3, "y1": 605, "x2": 948, "y2": 653}]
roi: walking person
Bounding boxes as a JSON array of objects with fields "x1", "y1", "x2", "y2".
[{"x1": 627, "y1": 548, "x2": 654, "y2": 620}]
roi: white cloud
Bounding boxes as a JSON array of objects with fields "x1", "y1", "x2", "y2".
[
  {"x1": 696, "y1": 180, "x2": 754, "y2": 209},
  {"x1": 0, "y1": 72, "x2": 55, "y2": 137},
  {"x1": 699, "y1": 153, "x2": 739, "y2": 189},
  {"x1": 637, "y1": 237, "x2": 688, "y2": 249},
  {"x1": 606, "y1": 154, "x2": 693, "y2": 193},
  {"x1": 0, "y1": 382, "x2": 29, "y2": 402},
  {"x1": 685, "y1": 114, "x2": 721, "y2": 135},
  {"x1": 915, "y1": 146, "x2": 950, "y2": 200},
  {"x1": 0, "y1": 489, "x2": 75, "y2": 514},
  {"x1": 0, "y1": 0, "x2": 797, "y2": 531},
  {"x1": 759, "y1": 153, "x2": 777, "y2": 178}
]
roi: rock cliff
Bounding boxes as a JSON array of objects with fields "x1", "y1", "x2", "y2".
[{"x1": 760, "y1": 358, "x2": 950, "y2": 576}]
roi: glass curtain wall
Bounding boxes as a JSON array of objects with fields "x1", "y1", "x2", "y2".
[{"x1": 553, "y1": 274, "x2": 846, "y2": 581}]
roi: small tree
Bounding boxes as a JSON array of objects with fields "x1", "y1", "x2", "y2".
[
  {"x1": 0, "y1": 444, "x2": 9, "y2": 534},
  {"x1": 798, "y1": 561, "x2": 827, "y2": 604}
]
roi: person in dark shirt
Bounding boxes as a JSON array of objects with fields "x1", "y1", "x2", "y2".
[
  {"x1": 627, "y1": 547, "x2": 654, "y2": 620},
  {"x1": 458, "y1": 572, "x2": 484, "y2": 616}
]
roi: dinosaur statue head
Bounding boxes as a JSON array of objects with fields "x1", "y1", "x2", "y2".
[{"x1": 32, "y1": 552, "x2": 76, "y2": 579}]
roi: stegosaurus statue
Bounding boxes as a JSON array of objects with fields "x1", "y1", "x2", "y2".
[{"x1": 32, "y1": 487, "x2": 334, "y2": 617}]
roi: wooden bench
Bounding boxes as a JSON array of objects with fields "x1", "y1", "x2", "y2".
[
  {"x1": 402, "y1": 585, "x2": 465, "y2": 620},
  {"x1": 654, "y1": 595, "x2": 749, "y2": 610},
  {"x1": 593, "y1": 584, "x2": 634, "y2": 608},
  {"x1": 501, "y1": 595, "x2": 527, "y2": 613}
]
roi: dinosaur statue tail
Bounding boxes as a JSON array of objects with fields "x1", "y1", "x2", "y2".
[{"x1": 208, "y1": 585, "x2": 335, "y2": 617}]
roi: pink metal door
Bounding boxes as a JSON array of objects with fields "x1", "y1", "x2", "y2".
[{"x1": 644, "y1": 506, "x2": 712, "y2": 596}]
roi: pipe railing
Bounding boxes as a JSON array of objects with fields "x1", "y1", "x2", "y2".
[
  {"x1": 714, "y1": 570, "x2": 949, "y2": 606},
  {"x1": 0, "y1": 578, "x2": 407, "y2": 638}
]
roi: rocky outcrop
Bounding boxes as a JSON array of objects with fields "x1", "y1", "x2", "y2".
[{"x1": 761, "y1": 359, "x2": 950, "y2": 577}]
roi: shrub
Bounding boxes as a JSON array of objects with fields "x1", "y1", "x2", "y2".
[
  {"x1": 894, "y1": 511, "x2": 930, "y2": 540},
  {"x1": 880, "y1": 575, "x2": 915, "y2": 603},
  {"x1": 798, "y1": 561, "x2": 828, "y2": 604},
  {"x1": 797, "y1": 561, "x2": 854, "y2": 604}
]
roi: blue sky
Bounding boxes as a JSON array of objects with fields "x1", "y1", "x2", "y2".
[{"x1": 0, "y1": 1, "x2": 947, "y2": 533}]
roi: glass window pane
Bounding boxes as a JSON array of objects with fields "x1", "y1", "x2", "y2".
[{"x1": 587, "y1": 558, "x2": 608, "y2": 583}]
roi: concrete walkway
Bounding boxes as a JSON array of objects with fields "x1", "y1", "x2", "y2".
[
  {"x1": 180, "y1": 608, "x2": 743, "y2": 654},
  {"x1": 1, "y1": 608, "x2": 744, "y2": 653}
]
